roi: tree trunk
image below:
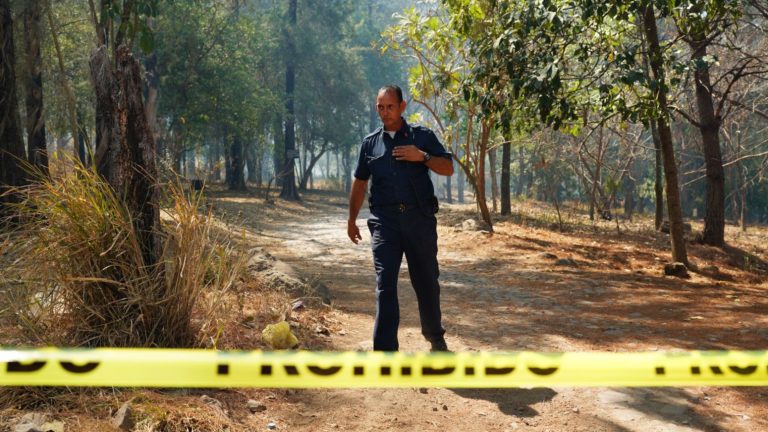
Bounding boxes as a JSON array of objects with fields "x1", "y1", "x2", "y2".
[
  {"x1": 489, "y1": 146, "x2": 498, "y2": 213},
  {"x1": 1, "y1": 0, "x2": 28, "y2": 218},
  {"x1": 624, "y1": 176, "x2": 636, "y2": 221},
  {"x1": 474, "y1": 121, "x2": 493, "y2": 231},
  {"x1": 206, "y1": 142, "x2": 214, "y2": 181},
  {"x1": 453, "y1": 114, "x2": 494, "y2": 228},
  {"x1": 188, "y1": 149, "x2": 197, "y2": 178},
  {"x1": 445, "y1": 173, "x2": 453, "y2": 204},
  {"x1": 223, "y1": 132, "x2": 232, "y2": 183},
  {"x1": 213, "y1": 140, "x2": 222, "y2": 181},
  {"x1": 342, "y1": 145, "x2": 352, "y2": 193},
  {"x1": 279, "y1": 0, "x2": 300, "y2": 201},
  {"x1": 649, "y1": 118, "x2": 664, "y2": 229},
  {"x1": 501, "y1": 141, "x2": 511, "y2": 214},
  {"x1": 91, "y1": 45, "x2": 161, "y2": 268},
  {"x1": 690, "y1": 39, "x2": 725, "y2": 246},
  {"x1": 76, "y1": 108, "x2": 90, "y2": 165},
  {"x1": 272, "y1": 116, "x2": 283, "y2": 186},
  {"x1": 228, "y1": 134, "x2": 246, "y2": 190},
  {"x1": 257, "y1": 141, "x2": 265, "y2": 187},
  {"x1": 77, "y1": 123, "x2": 88, "y2": 166},
  {"x1": 640, "y1": 16, "x2": 664, "y2": 230},
  {"x1": 585, "y1": 125, "x2": 605, "y2": 221},
  {"x1": 642, "y1": 5, "x2": 688, "y2": 265},
  {"x1": 457, "y1": 147, "x2": 465, "y2": 203},
  {"x1": 336, "y1": 150, "x2": 341, "y2": 188},
  {"x1": 246, "y1": 140, "x2": 258, "y2": 183},
  {"x1": 23, "y1": 0, "x2": 48, "y2": 174},
  {"x1": 324, "y1": 149, "x2": 331, "y2": 180},
  {"x1": 298, "y1": 139, "x2": 307, "y2": 184},
  {"x1": 299, "y1": 139, "x2": 328, "y2": 191},
  {"x1": 181, "y1": 150, "x2": 187, "y2": 177},
  {"x1": 516, "y1": 145, "x2": 525, "y2": 197}
]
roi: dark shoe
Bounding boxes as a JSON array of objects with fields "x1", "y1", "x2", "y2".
[{"x1": 430, "y1": 339, "x2": 449, "y2": 352}]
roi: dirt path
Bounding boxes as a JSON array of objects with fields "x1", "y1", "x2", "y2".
[{"x1": 211, "y1": 189, "x2": 768, "y2": 432}]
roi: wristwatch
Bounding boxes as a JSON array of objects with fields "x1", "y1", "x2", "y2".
[{"x1": 422, "y1": 152, "x2": 432, "y2": 163}]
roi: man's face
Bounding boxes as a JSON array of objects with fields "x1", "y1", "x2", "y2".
[{"x1": 376, "y1": 90, "x2": 406, "y2": 131}]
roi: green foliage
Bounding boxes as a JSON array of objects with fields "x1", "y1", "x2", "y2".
[
  {"x1": 442, "y1": 0, "x2": 748, "y2": 134},
  {"x1": 292, "y1": 0, "x2": 368, "y2": 157},
  {"x1": 41, "y1": 1, "x2": 94, "y2": 139},
  {"x1": 101, "y1": 0, "x2": 160, "y2": 52},
  {"x1": 150, "y1": 0, "x2": 388, "y2": 180},
  {"x1": 153, "y1": 1, "x2": 281, "y2": 160},
  {"x1": 382, "y1": 3, "x2": 474, "y2": 145},
  {"x1": 25, "y1": 0, "x2": 765, "y2": 223}
]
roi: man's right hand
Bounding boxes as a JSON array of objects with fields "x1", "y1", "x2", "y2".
[
  {"x1": 347, "y1": 178, "x2": 368, "y2": 244},
  {"x1": 348, "y1": 220, "x2": 362, "y2": 244}
]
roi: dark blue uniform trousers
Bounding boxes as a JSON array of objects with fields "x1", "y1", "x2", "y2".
[{"x1": 367, "y1": 207, "x2": 445, "y2": 351}]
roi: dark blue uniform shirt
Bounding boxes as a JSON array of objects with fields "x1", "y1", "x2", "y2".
[{"x1": 353, "y1": 118, "x2": 451, "y2": 207}]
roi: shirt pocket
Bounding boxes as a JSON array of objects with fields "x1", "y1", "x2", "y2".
[{"x1": 366, "y1": 153, "x2": 389, "y2": 178}]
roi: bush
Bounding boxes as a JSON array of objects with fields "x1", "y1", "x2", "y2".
[{"x1": 2, "y1": 161, "x2": 244, "y2": 348}]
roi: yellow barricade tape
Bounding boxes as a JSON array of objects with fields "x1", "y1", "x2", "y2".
[{"x1": 0, "y1": 349, "x2": 766, "y2": 388}]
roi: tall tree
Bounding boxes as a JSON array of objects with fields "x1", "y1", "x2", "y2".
[
  {"x1": 24, "y1": 0, "x2": 48, "y2": 174},
  {"x1": 688, "y1": 28, "x2": 725, "y2": 246},
  {"x1": 280, "y1": 0, "x2": 300, "y2": 200},
  {"x1": 641, "y1": 3, "x2": 688, "y2": 264},
  {"x1": 0, "y1": 0, "x2": 27, "y2": 218},
  {"x1": 671, "y1": 1, "x2": 745, "y2": 246}
]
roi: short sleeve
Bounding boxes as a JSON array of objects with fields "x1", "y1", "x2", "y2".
[
  {"x1": 352, "y1": 140, "x2": 370, "y2": 180},
  {"x1": 424, "y1": 129, "x2": 452, "y2": 159}
]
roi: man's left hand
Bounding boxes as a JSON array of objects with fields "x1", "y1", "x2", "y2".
[{"x1": 392, "y1": 145, "x2": 425, "y2": 162}]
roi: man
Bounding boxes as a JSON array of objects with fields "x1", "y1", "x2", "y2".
[{"x1": 347, "y1": 85, "x2": 454, "y2": 352}]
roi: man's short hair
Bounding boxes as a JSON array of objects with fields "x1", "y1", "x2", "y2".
[{"x1": 378, "y1": 85, "x2": 403, "y2": 103}]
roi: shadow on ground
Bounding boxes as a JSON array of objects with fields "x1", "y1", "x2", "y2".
[{"x1": 450, "y1": 387, "x2": 557, "y2": 417}]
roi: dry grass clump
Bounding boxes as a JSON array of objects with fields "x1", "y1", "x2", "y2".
[{"x1": 2, "y1": 161, "x2": 245, "y2": 348}]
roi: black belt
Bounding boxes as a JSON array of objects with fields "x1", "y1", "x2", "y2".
[{"x1": 370, "y1": 202, "x2": 418, "y2": 213}]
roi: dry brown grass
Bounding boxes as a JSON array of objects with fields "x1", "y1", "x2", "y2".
[{"x1": 1, "y1": 161, "x2": 245, "y2": 349}]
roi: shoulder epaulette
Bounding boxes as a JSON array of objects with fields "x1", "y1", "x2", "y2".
[
  {"x1": 410, "y1": 124, "x2": 434, "y2": 135},
  {"x1": 364, "y1": 127, "x2": 382, "y2": 141}
]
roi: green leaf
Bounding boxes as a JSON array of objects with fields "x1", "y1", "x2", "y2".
[{"x1": 426, "y1": 16, "x2": 439, "y2": 31}]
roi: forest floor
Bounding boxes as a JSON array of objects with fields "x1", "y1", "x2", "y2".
[{"x1": 2, "y1": 186, "x2": 768, "y2": 431}]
